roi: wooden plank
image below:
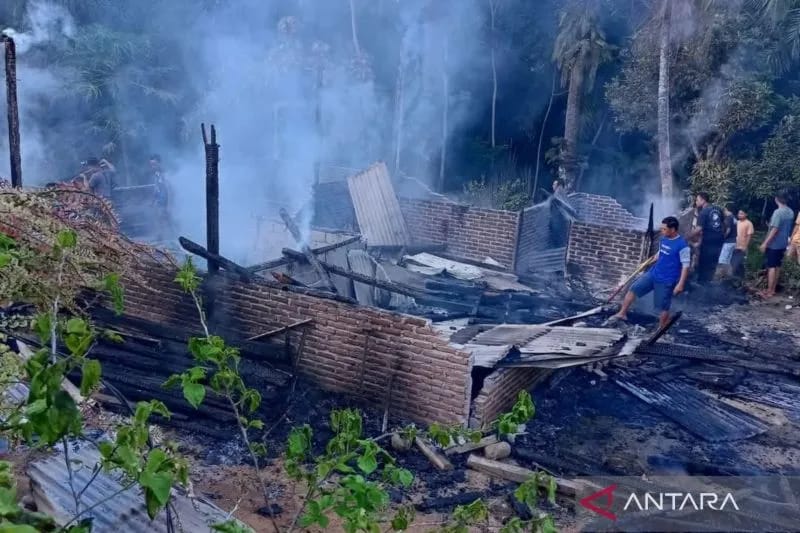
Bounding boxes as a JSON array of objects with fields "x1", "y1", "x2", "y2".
[
  {"x1": 246, "y1": 318, "x2": 313, "y2": 342},
  {"x1": 444, "y1": 435, "x2": 498, "y2": 456},
  {"x1": 542, "y1": 306, "x2": 605, "y2": 326},
  {"x1": 179, "y1": 236, "x2": 251, "y2": 281},
  {"x1": 279, "y1": 208, "x2": 337, "y2": 293},
  {"x1": 466, "y1": 454, "x2": 581, "y2": 497},
  {"x1": 414, "y1": 437, "x2": 453, "y2": 471}
]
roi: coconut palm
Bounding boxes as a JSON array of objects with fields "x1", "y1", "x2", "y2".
[{"x1": 552, "y1": 6, "x2": 614, "y2": 192}]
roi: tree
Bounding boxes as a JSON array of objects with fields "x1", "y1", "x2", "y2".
[{"x1": 552, "y1": 5, "x2": 613, "y2": 191}]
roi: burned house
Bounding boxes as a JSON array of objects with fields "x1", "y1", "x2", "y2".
[{"x1": 84, "y1": 162, "x2": 661, "y2": 430}]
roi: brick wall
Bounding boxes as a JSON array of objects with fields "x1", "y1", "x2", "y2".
[
  {"x1": 399, "y1": 198, "x2": 520, "y2": 268},
  {"x1": 566, "y1": 223, "x2": 648, "y2": 290},
  {"x1": 569, "y1": 193, "x2": 647, "y2": 230},
  {"x1": 120, "y1": 262, "x2": 472, "y2": 426},
  {"x1": 470, "y1": 368, "x2": 552, "y2": 429}
]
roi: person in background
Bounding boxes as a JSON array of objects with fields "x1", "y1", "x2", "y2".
[
  {"x1": 552, "y1": 178, "x2": 565, "y2": 196},
  {"x1": 758, "y1": 191, "x2": 795, "y2": 298},
  {"x1": 612, "y1": 216, "x2": 690, "y2": 329},
  {"x1": 787, "y1": 209, "x2": 800, "y2": 265},
  {"x1": 86, "y1": 157, "x2": 116, "y2": 198},
  {"x1": 717, "y1": 205, "x2": 737, "y2": 276},
  {"x1": 690, "y1": 192, "x2": 725, "y2": 284},
  {"x1": 731, "y1": 209, "x2": 754, "y2": 280},
  {"x1": 148, "y1": 154, "x2": 173, "y2": 241}
]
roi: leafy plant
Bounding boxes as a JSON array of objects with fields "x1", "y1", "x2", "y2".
[{"x1": 495, "y1": 390, "x2": 536, "y2": 438}]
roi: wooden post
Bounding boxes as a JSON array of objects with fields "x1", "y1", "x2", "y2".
[
  {"x1": 202, "y1": 123, "x2": 220, "y2": 274},
  {"x1": 3, "y1": 36, "x2": 22, "y2": 187}
]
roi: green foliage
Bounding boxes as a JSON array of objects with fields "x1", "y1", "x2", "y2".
[
  {"x1": 440, "y1": 499, "x2": 489, "y2": 533},
  {"x1": 691, "y1": 159, "x2": 734, "y2": 205},
  {"x1": 426, "y1": 423, "x2": 482, "y2": 448},
  {"x1": 283, "y1": 408, "x2": 415, "y2": 532},
  {"x1": 495, "y1": 390, "x2": 536, "y2": 438},
  {"x1": 463, "y1": 178, "x2": 530, "y2": 211}
]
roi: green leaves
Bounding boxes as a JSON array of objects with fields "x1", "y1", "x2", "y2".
[
  {"x1": 182, "y1": 382, "x2": 206, "y2": 409},
  {"x1": 80, "y1": 359, "x2": 102, "y2": 395},
  {"x1": 495, "y1": 390, "x2": 536, "y2": 438},
  {"x1": 175, "y1": 259, "x2": 201, "y2": 293},
  {"x1": 211, "y1": 520, "x2": 256, "y2": 533},
  {"x1": 55, "y1": 229, "x2": 77, "y2": 249},
  {"x1": 102, "y1": 273, "x2": 125, "y2": 315}
]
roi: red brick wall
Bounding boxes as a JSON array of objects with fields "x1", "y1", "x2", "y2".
[
  {"x1": 399, "y1": 198, "x2": 520, "y2": 268},
  {"x1": 120, "y1": 262, "x2": 472, "y2": 426},
  {"x1": 470, "y1": 368, "x2": 552, "y2": 429},
  {"x1": 566, "y1": 222, "x2": 648, "y2": 290}
]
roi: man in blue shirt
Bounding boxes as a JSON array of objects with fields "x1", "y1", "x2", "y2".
[{"x1": 612, "y1": 216, "x2": 691, "y2": 328}]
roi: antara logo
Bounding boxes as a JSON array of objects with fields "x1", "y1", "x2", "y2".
[
  {"x1": 579, "y1": 485, "x2": 740, "y2": 521},
  {"x1": 624, "y1": 492, "x2": 739, "y2": 512}
]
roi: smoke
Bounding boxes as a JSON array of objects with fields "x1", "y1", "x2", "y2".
[{"x1": 1, "y1": 0, "x2": 485, "y2": 264}]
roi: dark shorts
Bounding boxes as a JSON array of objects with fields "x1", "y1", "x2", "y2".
[
  {"x1": 631, "y1": 272, "x2": 676, "y2": 312},
  {"x1": 765, "y1": 248, "x2": 787, "y2": 268}
]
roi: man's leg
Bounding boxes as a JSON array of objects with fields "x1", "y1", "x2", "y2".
[
  {"x1": 653, "y1": 281, "x2": 675, "y2": 329},
  {"x1": 613, "y1": 273, "x2": 654, "y2": 320},
  {"x1": 615, "y1": 290, "x2": 637, "y2": 320},
  {"x1": 764, "y1": 249, "x2": 786, "y2": 297}
]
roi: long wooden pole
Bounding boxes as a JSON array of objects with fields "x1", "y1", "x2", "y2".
[
  {"x1": 202, "y1": 124, "x2": 220, "y2": 274},
  {"x1": 3, "y1": 36, "x2": 21, "y2": 187}
]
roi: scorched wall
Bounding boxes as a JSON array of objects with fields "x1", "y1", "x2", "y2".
[
  {"x1": 120, "y1": 262, "x2": 472, "y2": 426},
  {"x1": 398, "y1": 198, "x2": 520, "y2": 268}
]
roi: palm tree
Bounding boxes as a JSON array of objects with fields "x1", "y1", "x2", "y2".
[{"x1": 552, "y1": 6, "x2": 613, "y2": 192}]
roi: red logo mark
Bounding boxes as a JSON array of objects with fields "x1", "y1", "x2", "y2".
[{"x1": 580, "y1": 484, "x2": 618, "y2": 521}]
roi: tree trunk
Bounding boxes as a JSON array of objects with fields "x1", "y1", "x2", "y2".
[
  {"x1": 439, "y1": 39, "x2": 449, "y2": 192},
  {"x1": 393, "y1": 54, "x2": 406, "y2": 174},
  {"x1": 349, "y1": 0, "x2": 361, "y2": 55},
  {"x1": 4, "y1": 37, "x2": 22, "y2": 187},
  {"x1": 489, "y1": 0, "x2": 497, "y2": 149},
  {"x1": 562, "y1": 59, "x2": 583, "y2": 191},
  {"x1": 657, "y1": 0, "x2": 673, "y2": 197},
  {"x1": 532, "y1": 68, "x2": 558, "y2": 198}
]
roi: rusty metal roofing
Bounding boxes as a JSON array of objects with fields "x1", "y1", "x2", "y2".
[
  {"x1": 28, "y1": 438, "x2": 237, "y2": 532},
  {"x1": 347, "y1": 162, "x2": 410, "y2": 247}
]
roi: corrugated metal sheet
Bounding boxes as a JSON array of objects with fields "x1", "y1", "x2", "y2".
[
  {"x1": 612, "y1": 371, "x2": 770, "y2": 442},
  {"x1": 471, "y1": 325, "x2": 551, "y2": 346},
  {"x1": 347, "y1": 249, "x2": 376, "y2": 306},
  {"x1": 463, "y1": 344, "x2": 515, "y2": 368},
  {"x1": 524, "y1": 247, "x2": 567, "y2": 275},
  {"x1": 347, "y1": 162, "x2": 409, "y2": 247},
  {"x1": 28, "y1": 438, "x2": 237, "y2": 532},
  {"x1": 403, "y1": 253, "x2": 483, "y2": 281}
]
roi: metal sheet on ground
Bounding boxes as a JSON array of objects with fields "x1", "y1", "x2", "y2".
[{"x1": 611, "y1": 370, "x2": 771, "y2": 442}]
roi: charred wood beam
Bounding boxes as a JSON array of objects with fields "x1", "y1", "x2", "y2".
[
  {"x1": 645, "y1": 310, "x2": 682, "y2": 346},
  {"x1": 3, "y1": 36, "x2": 21, "y2": 187},
  {"x1": 281, "y1": 248, "x2": 420, "y2": 299},
  {"x1": 247, "y1": 236, "x2": 363, "y2": 273},
  {"x1": 202, "y1": 124, "x2": 220, "y2": 275},
  {"x1": 179, "y1": 236, "x2": 252, "y2": 282},
  {"x1": 279, "y1": 208, "x2": 337, "y2": 293}
]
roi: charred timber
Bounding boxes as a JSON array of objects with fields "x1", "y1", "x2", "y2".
[
  {"x1": 3, "y1": 36, "x2": 21, "y2": 187},
  {"x1": 179, "y1": 236, "x2": 252, "y2": 282},
  {"x1": 247, "y1": 235, "x2": 363, "y2": 273},
  {"x1": 279, "y1": 208, "x2": 337, "y2": 293},
  {"x1": 202, "y1": 124, "x2": 220, "y2": 275}
]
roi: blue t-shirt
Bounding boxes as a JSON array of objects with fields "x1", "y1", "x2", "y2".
[{"x1": 650, "y1": 235, "x2": 690, "y2": 284}]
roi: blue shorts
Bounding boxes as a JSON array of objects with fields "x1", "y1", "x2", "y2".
[{"x1": 630, "y1": 272, "x2": 675, "y2": 312}]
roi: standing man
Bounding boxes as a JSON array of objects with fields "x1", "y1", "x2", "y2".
[
  {"x1": 690, "y1": 192, "x2": 725, "y2": 284},
  {"x1": 731, "y1": 209, "x2": 754, "y2": 279},
  {"x1": 148, "y1": 154, "x2": 174, "y2": 241},
  {"x1": 759, "y1": 191, "x2": 795, "y2": 298},
  {"x1": 612, "y1": 216, "x2": 690, "y2": 329},
  {"x1": 717, "y1": 205, "x2": 737, "y2": 276}
]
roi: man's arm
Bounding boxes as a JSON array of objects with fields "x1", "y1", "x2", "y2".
[
  {"x1": 675, "y1": 246, "x2": 691, "y2": 293},
  {"x1": 760, "y1": 226, "x2": 778, "y2": 251},
  {"x1": 742, "y1": 223, "x2": 754, "y2": 250}
]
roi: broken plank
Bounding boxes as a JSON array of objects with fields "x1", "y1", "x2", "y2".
[
  {"x1": 246, "y1": 319, "x2": 313, "y2": 342},
  {"x1": 541, "y1": 306, "x2": 606, "y2": 327},
  {"x1": 414, "y1": 437, "x2": 453, "y2": 471},
  {"x1": 283, "y1": 248, "x2": 421, "y2": 298},
  {"x1": 466, "y1": 454, "x2": 581, "y2": 497},
  {"x1": 444, "y1": 435, "x2": 498, "y2": 456},
  {"x1": 280, "y1": 207, "x2": 337, "y2": 293},
  {"x1": 178, "y1": 236, "x2": 251, "y2": 281}
]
